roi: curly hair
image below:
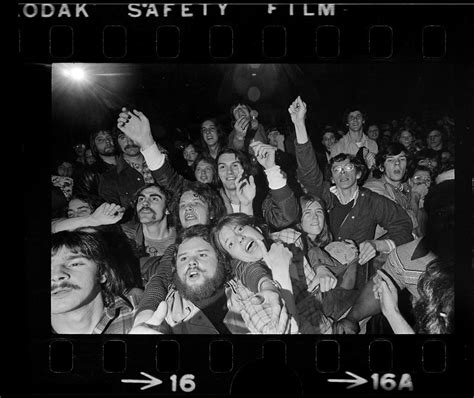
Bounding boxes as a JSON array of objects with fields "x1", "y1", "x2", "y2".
[
  {"x1": 51, "y1": 230, "x2": 135, "y2": 307},
  {"x1": 168, "y1": 180, "x2": 227, "y2": 233},
  {"x1": 414, "y1": 259, "x2": 454, "y2": 334}
]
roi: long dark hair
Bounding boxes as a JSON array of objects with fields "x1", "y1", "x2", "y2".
[
  {"x1": 414, "y1": 259, "x2": 454, "y2": 334},
  {"x1": 298, "y1": 195, "x2": 333, "y2": 249},
  {"x1": 199, "y1": 118, "x2": 227, "y2": 155}
]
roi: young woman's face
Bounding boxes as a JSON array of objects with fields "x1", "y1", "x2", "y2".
[
  {"x1": 67, "y1": 199, "x2": 93, "y2": 218},
  {"x1": 218, "y1": 223, "x2": 264, "y2": 263},
  {"x1": 195, "y1": 160, "x2": 214, "y2": 184},
  {"x1": 300, "y1": 201, "x2": 325, "y2": 238}
]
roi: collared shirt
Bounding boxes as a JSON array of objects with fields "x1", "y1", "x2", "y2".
[
  {"x1": 91, "y1": 288, "x2": 143, "y2": 334},
  {"x1": 330, "y1": 133, "x2": 378, "y2": 159},
  {"x1": 52, "y1": 288, "x2": 143, "y2": 335},
  {"x1": 329, "y1": 185, "x2": 359, "y2": 205}
]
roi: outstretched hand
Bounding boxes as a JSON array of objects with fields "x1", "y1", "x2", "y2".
[{"x1": 117, "y1": 107, "x2": 155, "y2": 150}]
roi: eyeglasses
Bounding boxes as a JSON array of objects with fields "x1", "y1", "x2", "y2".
[
  {"x1": 332, "y1": 163, "x2": 355, "y2": 174},
  {"x1": 412, "y1": 175, "x2": 431, "y2": 185}
]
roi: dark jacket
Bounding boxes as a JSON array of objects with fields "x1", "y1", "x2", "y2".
[
  {"x1": 98, "y1": 156, "x2": 148, "y2": 209},
  {"x1": 73, "y1": 158, "x2": 116, "y2": 197},
  {"x1": 295, "y1": 140, "x2": 413, "y2": 246}
]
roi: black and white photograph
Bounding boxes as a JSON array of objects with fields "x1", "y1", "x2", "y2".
[{"x1": 50, "y1": 62, "x2": 456, "y2": 335}]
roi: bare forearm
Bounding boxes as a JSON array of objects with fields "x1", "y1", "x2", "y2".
[
  {"x1": 293, "y1": 121, "x2": 309, "y2": 144},
  {"x1": 384, "y1": 310, "x2": 415, "y2": 334}
]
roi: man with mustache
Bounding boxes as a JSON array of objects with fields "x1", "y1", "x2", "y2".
[
  {"x1": 364, "y1": 143, "x2": 428, "y2": 238},
  {"x1": 98, "y1": 129, "x2": 156, "y2": 212},
  {"x1": 51, "y1": 230, "x2": 143, "y2": 334},
  {"x1": 121, "y1": 183, "x2": 176, "y2": 284}
]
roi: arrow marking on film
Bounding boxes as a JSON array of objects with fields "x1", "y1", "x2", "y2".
[
  {"x1": 328, "y1": 371, "x2": 368, "y2": 389},
  {"x1": 121, "y1": 372, "x2": 163, "y2": 390}
]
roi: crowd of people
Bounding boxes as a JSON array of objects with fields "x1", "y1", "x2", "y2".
[{"x1": 51, "y1": 96, "x2": 455, "y2": 335}]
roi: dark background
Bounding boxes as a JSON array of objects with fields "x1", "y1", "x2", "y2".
[{"x1": 51, "y1": 62, "x2": 458, "y2": 165}]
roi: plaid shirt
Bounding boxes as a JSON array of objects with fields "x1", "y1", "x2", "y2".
[
  {"x1": 271, "y1": 230, "x2": 333, "y2": 334},
  {"x1": 159, "y1": 279, "x2": 282, "y2": 334},
  {"x1": 91, "y1": 288, "x2": 143, "y2": 334}
]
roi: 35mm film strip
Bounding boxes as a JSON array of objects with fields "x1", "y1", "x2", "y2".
[{"x1": 18, "y1": 2, "x2": 473, "y2": 398}]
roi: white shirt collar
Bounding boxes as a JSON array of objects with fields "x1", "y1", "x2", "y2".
[{"x1": 330, "y1": 185, "x2": 359, "y2": 205}]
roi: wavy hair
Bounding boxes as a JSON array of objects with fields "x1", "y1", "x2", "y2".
[{"x1": 414, "y1": 259, "x2": 454, "y2": 334}]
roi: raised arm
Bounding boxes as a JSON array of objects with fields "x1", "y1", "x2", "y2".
[
  {"x1": 250, "y1": 141, "x2": 299, "y2": 229},
  {"x1": 288, "y1": 97, "x2": 327, "y2": 199},
  {"x1": 116, "y1": 108, "x2": 186, "y2": 194}
]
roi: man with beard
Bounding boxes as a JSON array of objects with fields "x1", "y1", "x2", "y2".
[
  {"x1": 74, "y1": 129, "x2": 118, "y2": 196},
  {"x1": 51, "y1": 229, "x2": 143, "y2": 334},
  {"x1": 364, "y1": 143, "x2": 428, "y2": 238},
  {"x1": 130, "y1": 224, "x2": 293, "y2": 334},
  {"x1": 98, "y1": 129, "x2": 155, "y2": 212},
  {"x1": 330, "y1": 106, "x2": 378, "y2": 169},
  {"x1": 121, "y1": 183, "x2": 176, "y2": 283}
]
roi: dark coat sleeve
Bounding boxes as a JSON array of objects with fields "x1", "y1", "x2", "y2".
[
  {"x1": 294, "y1": 141, "x2": 333, "y2": 207},
  {"x1": 262, "y1": 184, "x2": 299, "y2": 230}
]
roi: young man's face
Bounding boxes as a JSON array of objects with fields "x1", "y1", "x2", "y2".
[
  {"x1": 174, "y1": 237, "x2": 224, "y2": 301},
  {"x1": 331, "y1": 159, "x2": 360, "y2": 190},
  {"x1": 427, "y1": 130, "x2": 442, "y2": 148},
  {"x1": 136, "y1": 186, "x2": 167, "y2": 225},
  {"x1": 94, "y1": 131, "x2": 115, "y2": 156},
  {"x1": 179, "y1": 190, "x2": 210, "y2": 229},
  {"x1": 67, "y1": 199, "x2": 93, "y2": 218},
  {"x1": 201, "y1": 120, "x2": 218, "y2": 147},
  {"x1": 183, "y1": 145, "x2": 198, "y2": 164},
  {"x1": 410, "y1": 169, "x2": 432, "y2": 188},
  {"x1": 367, "y1": 125, "x2": 380, "y2": 141},
  {"x1": 117, "y1": 133, "x2": 141, "y2": 156},
  {"x1": 399, "y1": 130, "x2": 413, "y2": 148},
  {"x1": 218, "y1": 223, "x2": 264, "y2": 263},
  {"x1": 51, "y1": 246, "x2": 104, "y2": 314},
  {"x1": 233, "y1": 104, "x2": 250, "y2": 121},
  {"x1": 195, "y1": 160, "x2": 214, "y2": 184},
  {"x1": 383, "y1": 152, "x2": 407, "y2": 183},
  {"x1": 347, "y1": 111, "x2": 364, "y2": 132},
  {"x1": 217, "y1": 153, "x2": 243, "y2": 190},
  {"x1": 322, "y1": 132, "x2": 336, "y2": 151}
]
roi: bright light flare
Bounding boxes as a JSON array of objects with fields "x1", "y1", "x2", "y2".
[{"x1": 62, "y1": 66, "x2": 87, "y2": 82}]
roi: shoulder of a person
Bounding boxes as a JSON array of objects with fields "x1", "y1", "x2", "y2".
[{"x1": 124, "y1": 287, "x2": 144, "y2": 306}]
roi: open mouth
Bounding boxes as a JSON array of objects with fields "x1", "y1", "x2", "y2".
[
  {"x1": 187, "y1": 270, "x2": 201, "y2": 280},
  {"x1": 184, "y1": 212, "x2": 197, "y2": 221},
  {"x1": 245, "y1": 240, "x2": 255, "y2": 253}
]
